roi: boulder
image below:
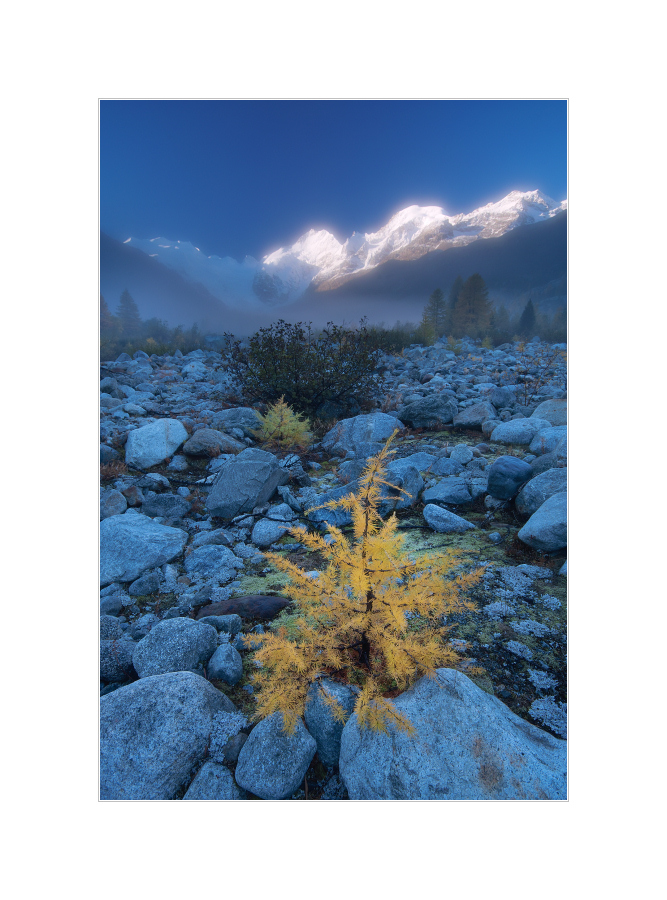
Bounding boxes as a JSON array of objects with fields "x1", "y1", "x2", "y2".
[
  {"x1": 396, "y1": 396, "x2": 458, "y2": 429},
  {"x1": 100, "y1": 638, "x2": 136, "y2": 682},
  {"x1": 321, "y1": 413, "x2": 405, "y2": 458},
  {"x1": 423, "y1": 504, "x2": 475, "y2": 534},
  {"x1": 430, "y1": 458, "x2": 464, "y2": 477},
  {"x1": 132, "y1": 617, "x2": 218, "y2": 678},
  {"x1": 388, "y1": 452, "x2": 437, "y2": 473},
  {"x1": 100, "y1": 490, "x2": 128, "y2": 519},
  {"x1": 516, "y1": 468, "x2": 568, "y2": 518},
  {"x1": 100, "y1": 514, "x2": 188, "y2": 586},
  {"x1": 486, "y1": 456, "x2": 533, "y2": 500},
  {"x1": 529, "y1": 426, "x2": 567, "y2": 456},
  {"x1": 235, "y1": 713, "x2": 317, "y2": 799},
  {"x1": 452, "y1": 401, "x2": 497, "y2": 430},
  {"x1": 304, "y1": 679, "x2": 360, "y2": 768},
  {"x1": 207, "y1": 643, "x2": 243, "y2": 685},
  {"x1": 490, "y1": 418, "x2": 552, "y2": 445},
  {"x1": 182, "y1": 428, "x2": 245, "y2": 457},
  {"x1": 141, "y1": 493, "x2": 191, "y2": 519},
  {"x1": 422, "y1": 477, "x2": 472, "y2": 506},
  {"x1": 339, "y1": 668, "x2": 566, "y2": 799},
  {"x1": 125, "y1": 419, "x2": 188, "y2": 468},
  {"x1": 531, "y1": 399, "x2": 567, "y2": 426},
  {"x1": 100, "y1": 444, "x2": 120, "y2": 464},
  {"x1": 517, "y1": 491, "x2": 567, "y2": 552},
  {"x1": 450, "y1": 445, "x2": 473, "y2": 465},
  {"x1": 100, "y1": 671, "x2": 227, "y2": 799},
  {"x1": 183, "y1": 545, "x2": 244, "y2": 581},
  {"x1": 379, "y1": 462, "x2": 423, "y2": 514},
  {"x1": 251, "y1": 518, "x2": 293, "y2": 548},
  {"x1": 100, "y1": 615, "x2": 123, "y2": 641},
  {"x1": 196, "y1": 614, "x2": 242, "y2": 635},
  {"x1": 205, "y1": 448, "x2": 289, "y2": 519},
  {"x1": 210, "y1": 407, "x2": 263, "y2": 437},
  {"x1": 196, "y1": 594, "x2": 291, "y2": 621},
  {"x1": 183, "y1": 761, "x2": 243, "y2": 800}
]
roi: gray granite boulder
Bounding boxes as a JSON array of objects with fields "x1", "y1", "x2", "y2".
[
  {"x1": 339, "y1": 668, "x2": 566, "y2": 799},
  {"x1": 531, "y1": 399, "x2": 567, "y2": 426},
  {"x1": 379, "y1": 461, "x2": 423, "y2": 514},
  {"x1": 183, "y1": 761, "x2": 243, "y2": 799},
  {"x1": 182, "y1": 428, "x2": 245, "y2": 457},
  {"x1": 132, "y1": 617, "x2": 218, "y2": 678},
  {"x1": 183, "y1": 545, "x2": 244, "y2": 581},
  {"x1": 450, "y1": 444, "x2": 474, "y2": 465},
  {"x1": 100, "y1": 490, "x2": 127, "y2": 519},
  {"x1": 100, "y1": 615, "x2": 123, "y2": 641},
  {"x1": 396, "y1": 396, "x2": 458, "y2": 429},
  {"x1": 430, "y1": 457, "x2": 464, "y2": 477},
  {"x1": 100, "y1": 514, "x2": 187, "y2": 586},
  {"x1": 100, "y1": 671, "x2": 227, "y2": 799},
  {"x1": 210, "y1": 407, "x2": 263, "y2": 437},
  {"x1": 452, "y1": 401, "x2": 497, "y2": 430},
  {"x1": 205, "y1": 448, "x2": 289, "y2": 519},
  {"x1": 125, "y1": 419, "x2": 188, "y2": 468},
  {"x1": 197, "y1": 614, "x2": 242, "y2": 635},
  {"x1": 207, "y1": 642, "x2": 243, "y2": 685},
  {"x1": 516, "y1": 468, "x2": 568, "y2": 518},
  {"x1": 251, "y1": 518, "x2": 293, "y2": 548},
  {"x1": 141, "y1": 493, "x2": 191, "y2": 519},
  {"x1": 100, "y1": 638, "x2": 136, "y2": 682},
  {"x1": 490, "y1": 418, "x2": 552, "y2": 445},
  {"x1": 321, "y1": 413, "x2": 404, "y2": 458},
  {"x1": 304, "y1": 679, "x2": 360, "y2": 767},
  {"x1": 517, "y1": 491, "x2": 567, "y2": 552},
  {"x1": 423, "y1": 504, "x2": 475, "y2": 533},
  {"x1": 388, "y1": 452, "x2": 437, "y2": 473},
  {"x1": 486, "y1": 456, "x2": 533, "y2": 500},
  {"x1": 422, "y1": 477, "x2": 472, "y2": 506},
  {"x1": 235, "y1": 713, "x2": 317, "y2": 799},
  {"x1": 529, "y1": 426, "x2": 567, "y2": 456}
]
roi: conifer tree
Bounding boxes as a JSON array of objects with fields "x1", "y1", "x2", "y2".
[
  {"x1": 421, "y1": 288, "x2": 447, "y2": 336},
  {"x1": 443, "y1": 275, "x2": 464, "y2": 336},
  {"x1": 100, "y1": 294, "x2": 118, "y2": 337},
  {"x1": 245, "y1": 434, "x2": 482, "y2": 735},
  {"x1": 451, "y1": 273, "x2": 493, "y2": 339},
  {"x1": 117, "y1": 289, "x2": 142, "y2": 339},
  {"x1": 518, "y1": 299, "x2": 537, "y2": 338}
]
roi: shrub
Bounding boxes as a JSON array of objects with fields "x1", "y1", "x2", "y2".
[
  {"x1": 224, "y1": 319, "x2": 383, "y2": 419},
  {"x1": 253, "y1": 397, "x2": 312, "y2": 451},
  {"x1": 244, "y1": 434, "x2": 483, "y2": 735}
]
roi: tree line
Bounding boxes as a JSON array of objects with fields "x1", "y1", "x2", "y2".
[
  {"x1": 100, "y1": 290, "x2": 206, "y2": 358},
  {"x1": 420, "y1": 274, "x2": 566, "y2": 345}
]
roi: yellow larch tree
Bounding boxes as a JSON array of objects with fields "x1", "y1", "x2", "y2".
[{"x1": 244, "y1": 432, "x2": 483, "y2": 735}]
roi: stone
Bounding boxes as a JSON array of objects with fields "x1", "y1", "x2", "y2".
[
  {"x1": 379, "y1": 461, "x2": 423, "y2": 513},
  {"x1": 306, "y1": 482, "x2": 358, "y2": 528},
  {"x1": 304, "y1": 679, "x2": 359, "y2": 768},
  {"x1": 450, "y1": 445, "x2": 474, "y2": 465},
  {"x1": 100, "y1": 444, "x2": 120, "y2": 463},
  {"x1": 121, "y1": 484, "x2": 145, "y2": 507},
  {"x1": 196, "y1": 594, "x2": 291, "y2": 621},
  {"x1": 100, "y1": 614, "x2": 123, "y2": 640},
  {"x1": 529, "y1": 426, "x2": 567, "y2": 456},
  {"x1": 183, "y1": 761, "x2": 243, "y2": 799},
  {"x1": 531, "y1": 399, "x2": 567, "y2": 426},
  {"x1": 207, "y1": 642, "x2": 243, "y2": 685},
  {"x1": 132, "y1": 617, "x2": 218, "y2": 678},
  {"x1": 184, "y1": 545, "x2": 243, "y2": 581},
  {"x1": 486, "y1": 456, "x2": 533, "y2": 500},
  {"x1": 124, "y1": 419, "x2": 188, "y2": 468},
  {"x1": 423, "y1": 504, "x2": 475, "y2": 533},
  {"x1": 100, "y1": 490, "x2": 128, "y2": 519},
  {"x1": 559, "y1": 561, "x2": 567, "y2": 576},
  {"x1": 141, "y1": 493, "x2": 191, "y2": 519},
  {"x1": 486, "y1": 386, "x2": 515, "y2": 409},
  {"x1": 100, "y1": 671, "x2": 228, "y2": 799},
  {"x1": 235, "y1": 713, "x2": 317, "y2": 800},
  {"x1": 422, "y1": 477, "x2": 472, "y2": 506},
  {"x1": 396, "y1": 396, "x2": 458, "y2": 429},
  {"x1": 251, "y1": 518, "x2": 293, "y2": 548},
  {"x1": 100, "y1": 639, "x2": 136, "y2": 682},
  {"x1": 339, "y1": 668, "x2": 566, "y2": 799},
  {"x1": 516, "y1": 468, "x2": 568, "y2": 518},
  {"x1": 266, "y1": 503, "x2": 298, "y2": 521},
  {"x1": 490, "y1": 418, "x2": 552, "y2": 445},
  {"x1": 192, "y1": 528, "x2": 233, "y2": 549},
  {"x1": 389, "y1": 452, "x2": 437, "y2": 473},
  {"x1": 100, "y1": 514, "x2": 188, "y2": 586},
  {"x1": 182, "y1": 428, "x2": 245, "y2": 457},
  {"x1": 128, "y1": 571, "x2": 160, "y2": 596},
  {"x1": 205, "y1": 448, "x2": 289, "y2": 519},
  {"x1": 221, "y1": 732, "x2": 248, "y2": 764},
  {"x1": 430, "y1": 458, "x2": 464, "y2": 477},
  {"x1": 321, "y1": 413, "x2": 405, "y2": 458},
  {"x1": 452, "y1": 401, "x2": 497, "y2": 430},
  {"x1": 517, "y1": 492, "x2": 567, "y2": 552},
  {"x1": 196, "y1": 614, "x2": 242, "y2": 635},
  {"x1": 135, "y1": 472, "x2": 170, "y2": 492},
  {"x1": 210, "y1": 407, "x2": 263, "y2": 437}
]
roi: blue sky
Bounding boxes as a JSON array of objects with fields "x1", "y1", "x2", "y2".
[{"x1": 100, "y1": 99, "x2": 566, "y2": 261}]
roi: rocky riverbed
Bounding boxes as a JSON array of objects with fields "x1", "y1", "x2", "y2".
[{"x1": 100, "y1": 336, "x2": 567, "y2": 800}]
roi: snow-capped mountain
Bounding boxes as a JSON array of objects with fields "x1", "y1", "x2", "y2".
[{"x1": 121, "y1": 189, "x2": 566, "y2": 308}]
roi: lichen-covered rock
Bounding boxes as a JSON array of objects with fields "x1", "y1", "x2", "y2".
[
  {"x1": 183, "y1": 761, "x2": 243, "y2": 799},
  {"x1": 486, "y1": 456, "x2": 533, "y2": 500},
  {"x1": 100, "y1": 672, "x2": 227, "y2": 799},
  {"x1": 182, "y1": 428, "x2": 245, "y2": 457},
  {"x1": 125, "y1": 418, "x2": 188, "y2": 468},
  {"x1": 251, "y1": 518, "x2": 292, "y2": 548},
  {"x1": 235, "y1": 713, "x2": 317, "y2": 799},
  {"x1": 100, "y1": 514, "x2": 187, "y2": 586},
  {"x1": 531, "y1": 399, "x2": 567, "y2": 426},
  {"x1": 489, "y1": 417, "x2": 552, "y2": 445},
  {"x1": 321, "y1": 413, "x2": 405, "y2": 458},
  {"x1": 339, "y1": 669, "x2": 566, "y2": 799},
  {"x1": 529, "y1": 426, "x2": 567, "y2": 456},
  {"x1": 516, "y1": 468, "x2": 568, "y2": 518},
  {"x1": 132, "y1": 617, "x2": 218, "y2": 678},
  {"x1": 100, "y1": 638, "x2": 136, "y2": 682},
  {"x1": 422, "y1": 477, "x2": 472, "y2": 506},
  {"x1": 205, "y1": 448, "x2": 289, "y2": 519},
  {"x1": 207, "y1": 642, "x2": 243, "y2": 685},
  {"x1": 304, "y1": 679, "x2": 359, "y2": 768},
  {"x1": 452, "y1": 401, "x2": 497, "y2": 430},
  {"x1": 423, "y1": 504, "x2": 475, "y2": 533}
]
